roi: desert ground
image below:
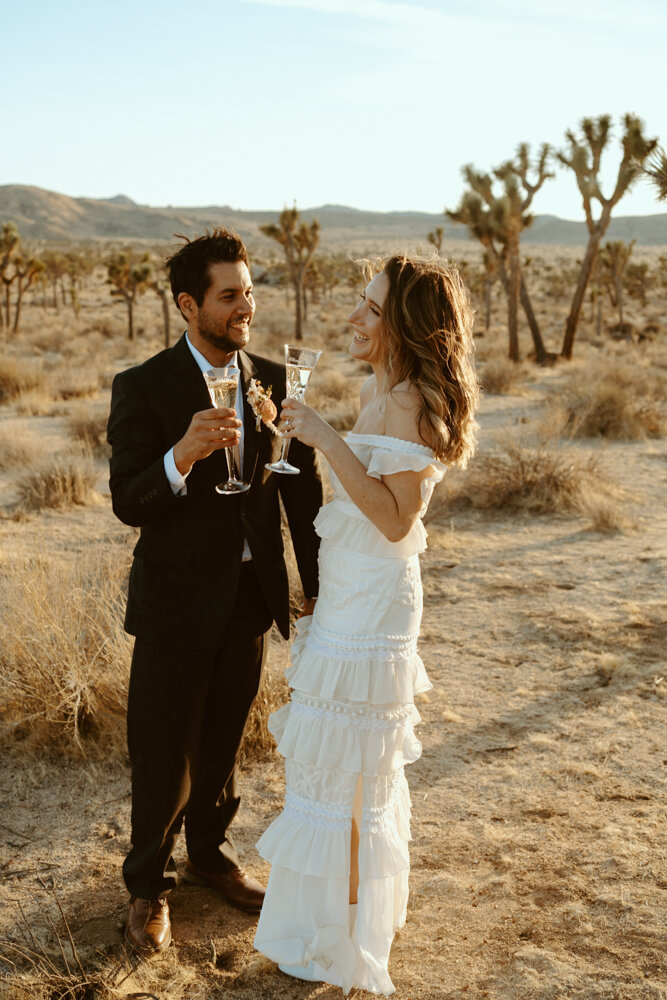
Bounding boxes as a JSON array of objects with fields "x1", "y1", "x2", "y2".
[{"x1": 0, "y1": 241, "x2": 665, "y2": 1000}]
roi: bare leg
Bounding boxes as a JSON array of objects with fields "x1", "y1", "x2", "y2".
[{"x1": 349, "y1": 775, "x2": 363, "y2": 905}]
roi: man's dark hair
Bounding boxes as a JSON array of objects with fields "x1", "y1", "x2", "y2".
[{"x1": 166, "y1": 227, "x2": 249, "y2": 314}]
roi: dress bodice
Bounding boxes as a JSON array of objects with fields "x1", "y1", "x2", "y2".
[{"x1": 315, "y1": 433, "x2": 446, "y2": 560}]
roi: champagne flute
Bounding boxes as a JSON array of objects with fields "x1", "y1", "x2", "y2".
[
  {"x1": 266, "y1": 345, "x2": 322, "y2": 475},
  {"x1": 202, "y1": 367, "x2": 250, "y2": 494}
]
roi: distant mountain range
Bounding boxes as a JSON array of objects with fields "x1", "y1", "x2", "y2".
[{"x1": 1, "y1": 184, "x2": 666, "y2": 249}]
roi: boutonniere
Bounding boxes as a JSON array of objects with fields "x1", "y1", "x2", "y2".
[{"x1": 247, "y1": 378, "x2": 279, "y2": 433}]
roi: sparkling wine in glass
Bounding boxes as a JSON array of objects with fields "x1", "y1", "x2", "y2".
[
  {"x1": 266, "y1": 345, "x2": 322, "y2": 475},
  {"x1": 203, "y1": 367, "x2": 250, "y2": 494}
]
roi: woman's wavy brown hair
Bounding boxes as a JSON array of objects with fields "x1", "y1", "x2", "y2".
[{"x1": 363, "y1": 254, "x2": 480, "y2": 467}]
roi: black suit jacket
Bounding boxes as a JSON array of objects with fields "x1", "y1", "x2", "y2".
[{"x1": 107, "y1": 335, "x2": 322, "y2": 647}]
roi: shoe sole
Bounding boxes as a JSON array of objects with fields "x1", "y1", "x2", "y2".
[{"x1": 182, "y1": 869, "x2": 262, "y2": 913}]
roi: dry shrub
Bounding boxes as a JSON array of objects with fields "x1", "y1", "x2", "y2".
[
  {"x1": 50, "y1": 368, "x2": 100, "y2": 400},
  {"x1": 15, "y1": 451, "x2": 98, "y2": 511},
  {"x1": 239, "y1": 641, "x2": 289, "y2": 767},
  {"x1": 0, "y1": 425, "x2": 45, "y2": 472},
  {"x1": 0, "y1": 889, "x2": 200, "y2": 1000},
  {"x1": 480, "y1": 356, "x2": 527, "y2": 395},
  {"x1": 447, "y1": 443, "x2": 619, "y2": 515},
  {"x1": 308, "y1": 368, "x2": 362, "y2": 431},
  {"x1": 12, "y1": 392, "x2": 70, "y2": 418},
  {"x1": 556, "y1": 363, "x2": 664, "y2": 440},
  {"x1": 585, "y1": 496, "x2": 633, "y2": 534},
  {"x1": 0, "y1": 358, "x2": 46, "y2": 403},
  {"x1": 68, "y1": 410, "x2": 110, "y2": 457},
  {"x1": 0, "y1": 549, "x2": 133, "y2": 754},
  {"x1": 23, "y1": 326, "x2": 66, "y2": 354}
]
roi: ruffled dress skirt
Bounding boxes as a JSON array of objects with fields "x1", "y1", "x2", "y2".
[{"x1": 254, "y1": 435, "x2": 443, "y2": 995}]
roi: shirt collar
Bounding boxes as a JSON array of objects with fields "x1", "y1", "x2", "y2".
[{"x1": 185, "y1": 333, "x2": 238, "y2": 374}]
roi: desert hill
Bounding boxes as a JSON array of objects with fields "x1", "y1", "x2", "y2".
[{"x1": 1, "y1": 184, "x2": 666, "y2": 247}]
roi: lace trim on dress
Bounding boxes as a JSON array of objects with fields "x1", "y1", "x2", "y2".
[
  {"x1": 284, "y1": 788, "x2": 352, "y2": 832},
  {"x1": 346, "y1": 432, "x2": 436, "y2": 456},
  {"x1": 361, "y1": 769, "x2": 405, "y2": 835},
  {"x1": 307, "y1": 620, "x2": 419, "y2": 658},
  {"x1": 291, "y1": 691, "x2": 420, "y2": 732}
]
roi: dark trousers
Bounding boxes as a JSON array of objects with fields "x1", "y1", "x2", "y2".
[{"x1": 122, "y1": 562, "x2": 272, "y2": 899}]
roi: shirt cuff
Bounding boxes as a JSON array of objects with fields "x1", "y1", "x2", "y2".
[{"x1": 164, "y1": 448, "x2": 188, "y2": 496}]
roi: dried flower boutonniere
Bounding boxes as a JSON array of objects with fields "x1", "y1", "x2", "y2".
[{"x1": 247, "y1": 378, "x2": 279, "y2": 433}]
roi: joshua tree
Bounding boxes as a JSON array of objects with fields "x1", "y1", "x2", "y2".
[
  {"x1": 640, "y1": 145, "x2": 667, "y2": 201},
  {"x1": 150, "y1": 261, "x2": 172, "y2": 348},
  {"x1": 427, "y1": 226, "x2": 444, "y2": 254},
  {"x1": 40, "y1": 250, "x2": 68, "y2": 309},
  {"x1": 624, "y1": 259, "x2": 655, "y2": 309},
  {"x1": 107, "y1": 250, "x2": 154, "y2": 340},
  {"x1": 557, "y1": 114, "x2": 657, "y2": 358},
  {"x1": 480, "y1": 250, "x2": 499, "y2": 333},
  {"x1": 11, "y1": 253, "x2": 45, "y2": 332},
  {"x1": 448, "y1": 144, "x2": 552, "y2": 362},
  {"x1": 0, "y1": 221, "x2": 20, "y2": 329},
  {"x1": 260, "y1": 206, "x2": 320, "y2": 341},
  {"x1": 599, "y1": 240, "x2": 635, "y2": 331}
]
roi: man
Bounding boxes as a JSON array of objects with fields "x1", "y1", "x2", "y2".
[{"x1": 107, "y1": 227, "x2": 322, "y2": 954}]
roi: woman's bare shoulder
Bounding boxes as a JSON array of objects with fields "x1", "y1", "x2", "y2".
[{"x1": 385, "y1": 382, "x2": 434, "y2": 449}]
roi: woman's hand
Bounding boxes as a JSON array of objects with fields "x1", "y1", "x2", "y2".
[{"x1": 280, "y1": 399, "x2": 338, "y2": 452}]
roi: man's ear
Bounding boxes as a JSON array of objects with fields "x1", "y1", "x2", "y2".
[{"x1": 178, "y1": 292, "x2": 196, "y2": 319}]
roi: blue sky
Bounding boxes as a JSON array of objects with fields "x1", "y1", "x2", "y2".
[{"x1": 3, "y1": 0, "x2": 665, "y2": 220}]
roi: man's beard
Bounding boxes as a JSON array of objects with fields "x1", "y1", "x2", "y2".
[{"x1": 198, "y1": 321, "x2": 250, "y2": 355}]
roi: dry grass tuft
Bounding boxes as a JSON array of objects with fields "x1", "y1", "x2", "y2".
[
  {"x1": 480, "y1": 356, "x2": 527, "y2": 395},
  {"x1": 0, "y1": 891, "x2": 115, "y2": 1000},
  {"x1": 308, "y1": 368, "x2": 362, "y2": 430},
  {"x1": 0, "y1": 550, "x2": 133, "y2": 754},
  {"x1": 239, "y1": 643, "x2": 289, "y2": 767},
  {"x1": 51, "y1": 369, "x2": 100, "y2": 400},
  {"x1": 0, "y1": 358, "x2": 46, "y2": 404},
  {"x1": 554, "y1": 363, "x2": 665, "y2": 440},
  {"x1": 585, "y1": 496, "x2": 633, "y2": 534},
  {"x1": 68, "y1": 410, "x2": 110, "y2": 457},
  {"x1": 15, "y1": 451, "x2": 98, "y2": 512},
  {"x1": 447, "y1": 443, "x2": 619, "y2": 516},
  {"x1": 0, "y1": 425, "x2": 45, "y2": 472},
  {"x1": 12, "y1": 392, "x2": 69, "y2": 418}
]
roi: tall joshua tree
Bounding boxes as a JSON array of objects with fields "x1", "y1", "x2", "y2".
[
  {"x1": 0, "y1": 221, "x2": 20, "y2": 330},
  {"x1": 448, "y1": 144, "x2": 552, "y2": 362},
  {"x1": 260, "y1": 206, "x2": 320, "y2": 341},
  {"x1": 107, "y1": 250, "x2": 153, "y2": 340},
  {"x1": 557, "y1": 114, "x2": 657, "y2": 359}
]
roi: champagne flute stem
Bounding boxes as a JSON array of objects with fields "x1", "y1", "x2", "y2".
[
  {"x1": 225, "y1": 447, "x2": 237, "y2": 483},
  {"x1": 280, "y1": 437, "x2": 292, "y2": 464}
]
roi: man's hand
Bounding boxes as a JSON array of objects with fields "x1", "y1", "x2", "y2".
[
  {"x1": 173, "y1": 408, "x2": 241, "y2": 477},
  {"x1": 299, "y1": 597, "x2": 317, "y2": 618}
]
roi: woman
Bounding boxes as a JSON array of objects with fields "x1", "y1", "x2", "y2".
[{"x1": 254, "y1": 254, "x2": 479, "y2": 995}]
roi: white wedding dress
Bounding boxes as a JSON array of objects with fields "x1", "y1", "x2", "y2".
[{"x1": 254, "y1": 433, "x2": 445, "y2": 995}]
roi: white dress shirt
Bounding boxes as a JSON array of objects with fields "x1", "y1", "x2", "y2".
[{"x1": 163, "y1": 334, "x2": 251, "y2": 560}]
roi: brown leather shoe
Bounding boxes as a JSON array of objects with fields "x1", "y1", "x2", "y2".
[
  {"x1": 126, "y1": 896, "x2": 171, "y2": 954},
  {"x1": 184, "y1": 860, "x2": 265, "y2": 913}
]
